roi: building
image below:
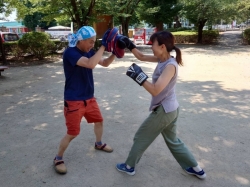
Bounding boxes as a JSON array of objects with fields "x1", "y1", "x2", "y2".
[{"x1": 0, "y1": 21, "x2": 28, "y2": 33}]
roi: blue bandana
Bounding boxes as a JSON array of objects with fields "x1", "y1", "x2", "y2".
[{"x1": 68, "y1": 26, "x2": 96, "y2": 47}]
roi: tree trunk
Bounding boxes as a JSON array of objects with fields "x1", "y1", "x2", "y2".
[
  {"x1": 197, "y1": 19, "x2": 207, "y2": 44},
  {"x1": 155, "y1": 22, "x2": 163, "y2": 31},
  {"x1": 0, "y1": 39, "x2": 7, "y2": 65},
  {"x1": 174, "y1": 16, "x2": 181, "y2": 28},
  {"x1": 119, "y1": 16, "x2": 130, "y2": 37},
  {"x1": 121, "y1": 20, "x2": 129, "y2": 37}
]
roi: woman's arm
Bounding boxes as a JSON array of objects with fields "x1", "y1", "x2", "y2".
[
  {"x1": 142, "y1": 64, "x2": 175, "y2": 96},
  {"x1": 131, "y1": 48, "x2": 158, "y2": 62},
  {"x1": 98, "y1": 54, "x2": 116, "y2": 67}
]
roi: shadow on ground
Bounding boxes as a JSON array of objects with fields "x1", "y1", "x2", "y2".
[{"x1": 0, "y1": 59, "x2": 249, "y2": 186}]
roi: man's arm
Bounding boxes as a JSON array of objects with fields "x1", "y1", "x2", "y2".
[
  {"x1": 76, "y1": 46, "x2": 106, "y2": 69},
  {"x1": 98, "y1": 54, "x2": 116, "y2": 67}
]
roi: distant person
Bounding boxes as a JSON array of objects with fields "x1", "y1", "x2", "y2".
[{"x1": 116, "y1": 31, "x2": 206, "y2": 179}]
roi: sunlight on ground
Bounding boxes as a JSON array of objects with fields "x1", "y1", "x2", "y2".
[
  {"x1": 223, "y1": 139, "x2": 235, "y2": 147},
  {"x1": 54, "y1": 109, "x2": 63, "y2": 113},
  {"x1": 189, "y1": 94, "x2": 206, "y2": 103},
  {"x1": 213, "y1": 136, "x2": 220, "y2": 141},
  {"x1": 197, "y1": 146, "x2": 212, "y2": 152},
  {"x1": 235, "y1": 175, "x2": 249, "y2": 185},
  {"x1": 33, "y1": 123, "x2": 48, "y2": 130}
]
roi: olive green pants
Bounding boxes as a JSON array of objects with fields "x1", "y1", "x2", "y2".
[{"x1": 125, "y1": 106, "x2": 198, "y2": 169}]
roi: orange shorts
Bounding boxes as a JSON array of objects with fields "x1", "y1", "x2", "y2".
[{"x1": 64, "y1": 98, "x2": 103, "y2": 136}]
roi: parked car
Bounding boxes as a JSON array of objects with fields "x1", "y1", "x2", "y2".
[{"x1": 0, "y1": 32, "x2": 19, "y2": 43}]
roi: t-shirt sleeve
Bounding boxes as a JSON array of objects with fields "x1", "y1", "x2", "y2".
[{"x1": 64, "y1": 49, "x2": 83, "y2": 67}]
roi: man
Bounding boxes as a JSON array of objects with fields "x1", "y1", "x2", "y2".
[{"x1": 54, "y1": 26, "x2": 117, "y2": 174}]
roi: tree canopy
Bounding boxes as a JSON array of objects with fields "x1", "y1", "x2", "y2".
[
  {"x1": 2, "y1": 0, "x2": 250, "y2": 43},
  {"x1": 137, "y1": 0, "x2": 181, "y2": 30}
]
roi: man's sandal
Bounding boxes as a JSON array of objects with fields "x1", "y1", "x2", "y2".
[
  {"x1": 95, "y1": 143, "x2": 113, "y2": 153},
  {"x1": 53, "y1": 158, "x2": 67, "y2": 174}
]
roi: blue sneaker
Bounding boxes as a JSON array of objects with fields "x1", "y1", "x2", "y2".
[
  {"x1": 116, "y1": 163, "x2": 135, "y2": 176},
  {"x1": 185, "y1": 167, "x2": 206, "y2": 179}
]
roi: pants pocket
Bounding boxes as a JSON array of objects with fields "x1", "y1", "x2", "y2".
[{"x1": 64, "y1": 101, "x2": 81, "y2": 113}]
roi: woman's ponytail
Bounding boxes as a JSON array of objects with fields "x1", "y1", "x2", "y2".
[{"x1": 174, "y1": 46, "x2": 183, "y2": 66}]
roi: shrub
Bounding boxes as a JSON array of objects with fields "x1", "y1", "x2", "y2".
[
  {"x1": 243, "y1": 28, "x2": 250, "y2": 44},
  {"x1": 172, "y1": 31, "x2": 197, "y2": 43},
  {"x1": 166, "y1": 27, "x2": 193, "y2": 32},
  {"x1": 3, "y1": 41, "x2": 18, "y2": 55},
  {"x1": 172, "y1": 30, "x2": 219, "y2": 44},
  {"x1": 202, "y1": 30, "x2": 219, "y2": 43},
  {"x1": 51, "y1": 40, "x2": 68, "y2": 53},
  {"x1": 10, "y1": 45, "x2": 24, "y2": 60},
  {"x1": 18, "y1": 32, "x2": 55, "y2": 60}
]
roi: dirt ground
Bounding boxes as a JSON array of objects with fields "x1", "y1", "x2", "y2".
[{"x1": 0, "y1": 31, "x2": 250, "y2": 187}]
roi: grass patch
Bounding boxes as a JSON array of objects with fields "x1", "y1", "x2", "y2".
[{"x1": 172, "y1": 31, "x2": 197, "y2": 35}]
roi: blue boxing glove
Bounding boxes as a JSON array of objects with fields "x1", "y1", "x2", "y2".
[
  {"x1": 126, "y1": 63, "x2": 148, "y2": 86},
  {"x1": 102, "y1": 28, "x2": 119, "y2": 51},
  {"x1": 101, "y1": 29, "x2": 111, "y2": 48}
]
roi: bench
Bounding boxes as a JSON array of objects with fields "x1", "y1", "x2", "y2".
[{"x1": 0, "y1": 66, "x2": 8, "y2": 76}]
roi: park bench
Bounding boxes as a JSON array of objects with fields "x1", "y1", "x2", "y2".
[{"x1": 0, "y1": 66, "x2": 8, "y2": 76}]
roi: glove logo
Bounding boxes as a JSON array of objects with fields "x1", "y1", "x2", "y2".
[
  {"x1": 127, "y1": 66, "x2": 135, "y2": 73},
  {"x1": 136, "y1": 72, "x2": 147, "y2": 84}
]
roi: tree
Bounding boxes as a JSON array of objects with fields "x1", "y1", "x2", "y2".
[
  {"x1": 179, "y1": 0, "x2": 237, "y2": 43},
  {"x1": 235, "y1": 0, "x2": 250, "y2": 24},
  {"x1": 137, "y1": 0, "x2": 181, "y2": 31},
  {"x1": 5, "y1": 0, "x2": 100, "y2": 29},
  {"x1": 0, "y1": 1, "x2": 7, "y2": 65},
  {"x1": 111, "y1": 0, "x2": 141, "y2": 36}
]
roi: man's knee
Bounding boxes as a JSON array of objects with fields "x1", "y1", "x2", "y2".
[
  {"x1": 66, "y1": 133, "x2": 78, "y2": 141},
  {"x1": 94, "y1": 122, "x2": 103, "y2": 127}
]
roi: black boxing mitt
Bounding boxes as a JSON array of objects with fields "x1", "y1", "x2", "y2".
[{"x1": 126, "y1": 63, "x2": 148, "y2": 86}]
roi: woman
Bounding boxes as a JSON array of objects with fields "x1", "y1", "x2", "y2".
[{"x1": 116, "y1": 31, "x2": 206, "y2": 179}]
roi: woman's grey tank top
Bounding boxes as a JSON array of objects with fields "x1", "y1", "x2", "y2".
[{"x1": 149, "y1": 57, "x2": 179, "y2": 113}]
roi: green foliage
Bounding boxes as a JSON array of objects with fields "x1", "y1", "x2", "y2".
[
  {"x1": 3, "y1": 41, "x2": 19, "y2": 54},
  {"x1": 18, "y1": 32, "x2": 55, "y2": 60},
  {"x1": 51, "y1": 40, "x2": 68, "y2": 53},
  {"x1": 172, "y1": 30, "x2": 219, "y2": 44},
  {"x1": 202, "y1": 30, "x2": 220, "y2": 43},
  {"x1": 137, "y1": 0, "x2": 181, "y2": 27},
  {"x1": 235, "y1": 0, "x2": 250, "y2": 23},
  {"x1": 243, "y1": 28, "x2": 250, "y2": 44},
  {"x1": 24, "y1": 12, "x2": 57, "y2": 31},
  {"x1": 10, "y1": 45, "x2": 24, "y2": 60},
  {"x1": 2, "y1": 42, "x2": 23, "y2": 61},
  {"x1": 179, "y1": 0, "x2": 238, "y2": 43},
  {"x1": 172, "y1": 31, "x2": 196, "y2": 35},
  {"x1": 166, "y1": 27, "x2": 193, "y2": 32}
]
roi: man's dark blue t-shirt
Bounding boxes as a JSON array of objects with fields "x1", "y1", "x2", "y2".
[{"x1": 63, "y1": 47, "x2": 96, "y2": 101}]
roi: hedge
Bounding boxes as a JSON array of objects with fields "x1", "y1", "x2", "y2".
[
  {"x1": 2, "y1": 39, "x2": 68, "y2": 60},
  {"x1": 243, "y1": 28, "x2": 250, "y2": 44},
  {"x1": 172, "y1": 30, "x2": 219, "y2": 44}
]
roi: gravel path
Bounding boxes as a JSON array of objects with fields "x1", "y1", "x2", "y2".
[{"x1": 0, "y1": 31, "x2": 250, "y2": 187}]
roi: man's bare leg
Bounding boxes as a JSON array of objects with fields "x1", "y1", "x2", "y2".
[{"x1": 94, "y1": 122, "x2": 113, "y2": 152}]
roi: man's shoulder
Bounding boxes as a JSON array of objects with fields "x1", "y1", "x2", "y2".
[{"x1": 64, "y1": 47, "x2": 77, "y2": 54}]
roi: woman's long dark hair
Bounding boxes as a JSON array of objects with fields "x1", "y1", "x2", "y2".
[{"x1": 150, "y1": 31, "x2": 183, "y2": 66}]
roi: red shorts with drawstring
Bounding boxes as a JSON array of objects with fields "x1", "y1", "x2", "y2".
[{"x1": 64, "y1": 97, "x2": 103, "y2": 136}]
